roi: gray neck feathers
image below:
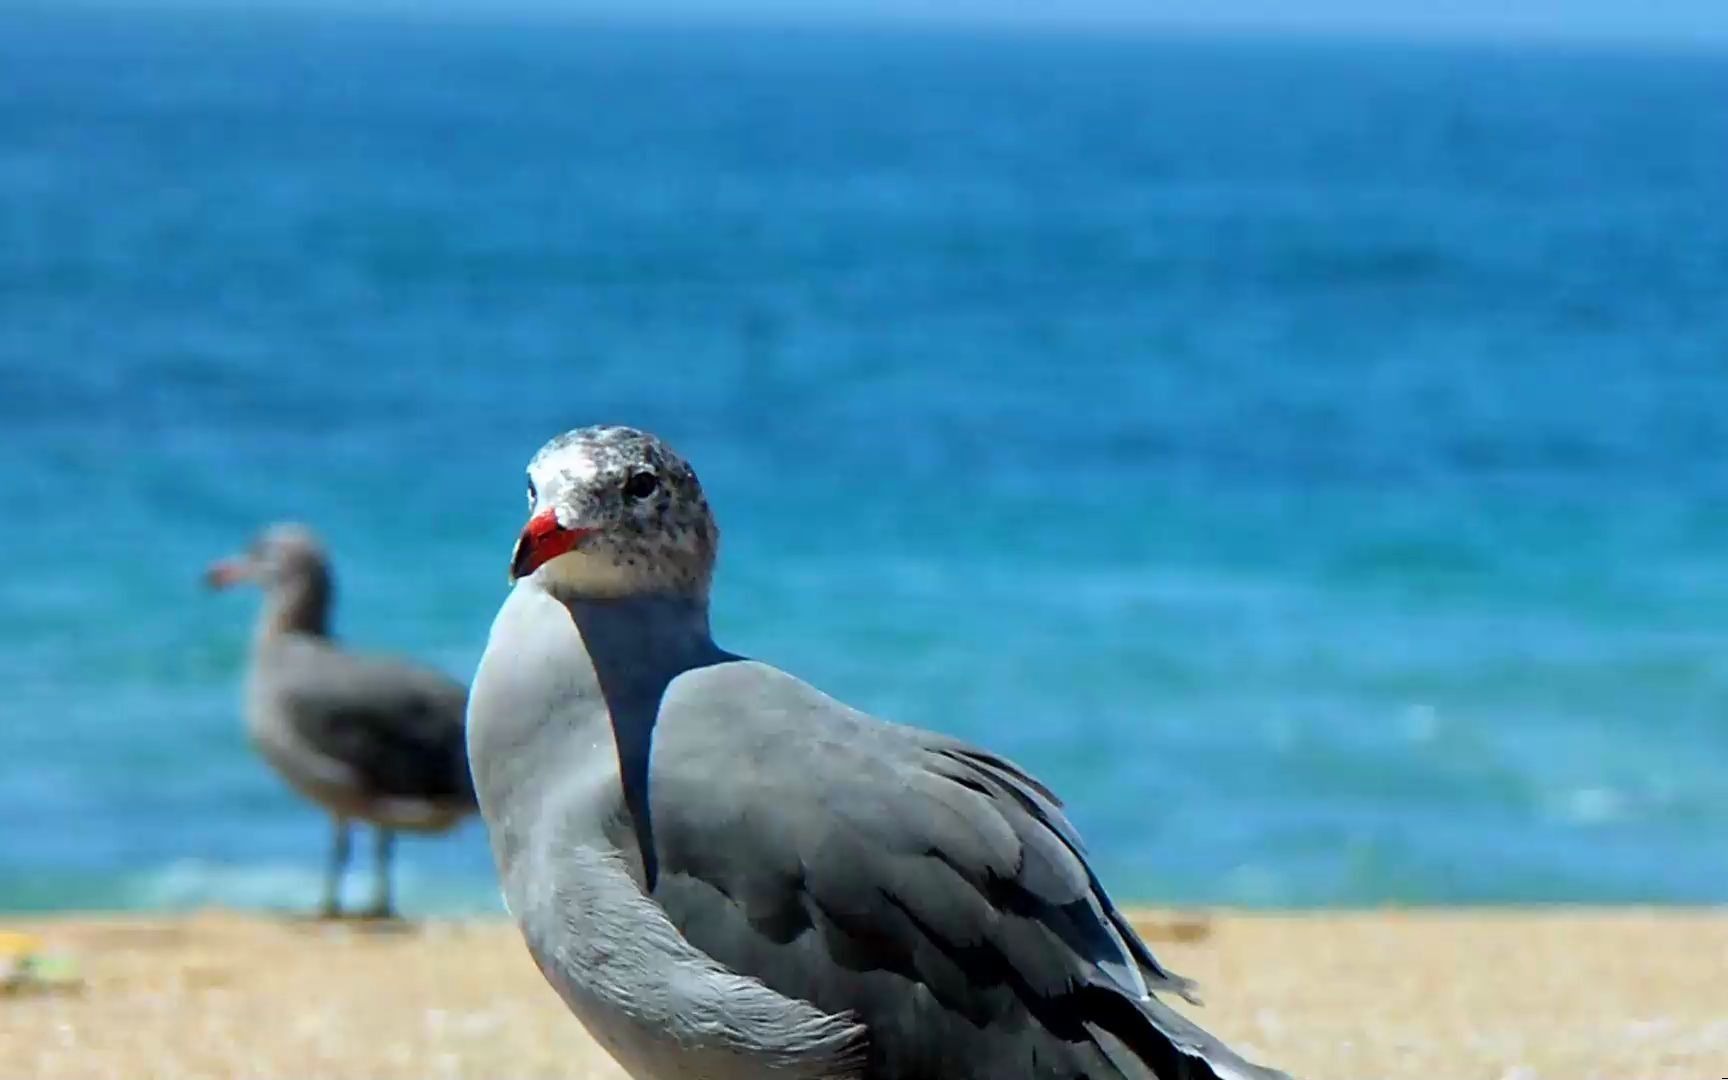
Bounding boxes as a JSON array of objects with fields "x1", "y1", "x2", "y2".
[
  {"x1": 257, "y1": 562, "x2": 333, "y2": 644},
  {"x1": 558, "y1": 592, "x2": 728, "y2": 889},
  {"x1": 560, "y1": 593, "x2": 720, "y2": 687}
]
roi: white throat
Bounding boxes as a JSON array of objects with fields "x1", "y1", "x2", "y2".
[{"x1": 532, "y1": 549, "x2": 659, "y2": 599}]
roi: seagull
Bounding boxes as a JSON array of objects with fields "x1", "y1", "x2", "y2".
[
  {"x1": 467, "y1": 426, "x2": 1289, "y2": 1079},
  {"x1": 208, "y1": 523, "x2": 475, "y2": 918}
]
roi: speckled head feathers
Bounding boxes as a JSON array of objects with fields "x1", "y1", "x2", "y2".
[{"x1": 521, "y1": 426, "x2": 719, "y2": 598}]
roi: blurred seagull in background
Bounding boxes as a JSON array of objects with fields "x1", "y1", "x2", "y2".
[{"x1": 207, "y1": 523, "x2": 475, "y2": 919}]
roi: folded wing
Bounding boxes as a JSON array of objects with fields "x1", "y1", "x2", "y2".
[{"x1": 643, "y1": 660, "x2": 1288, "y2": 1080}]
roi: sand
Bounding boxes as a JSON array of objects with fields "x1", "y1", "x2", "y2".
[{"x1": 2, "y1": 908, "x2": 1723, "y2": 1079}]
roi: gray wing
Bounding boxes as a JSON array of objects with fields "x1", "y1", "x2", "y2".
[
  {"x1": 644, "y1": 661, "x2": 1287, "y2": 1080},
  {"x1": 270, "y1": 639, "x2": 476, "y2": 807}
]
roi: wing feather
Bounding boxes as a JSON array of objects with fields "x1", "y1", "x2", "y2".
[
  {"x1": 641, "y1": 661, "x2": 1288, "y2": 1080},
  {"x1": 267, "y1": 639, "x2": 473, "y2": 804}
]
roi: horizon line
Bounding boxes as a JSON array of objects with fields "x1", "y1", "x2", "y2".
[{"x1": 10, "y1": 0, "x2": 1728, "y2": 54}]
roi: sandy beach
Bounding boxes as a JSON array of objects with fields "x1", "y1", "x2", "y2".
[{"x1": 2, "y1": 908, "x2": 1723, "y2": 1079}]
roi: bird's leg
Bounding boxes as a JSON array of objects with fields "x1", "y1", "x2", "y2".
[
  {"x1": 321, "y1": 818, "x2": 351, "y2": 919},
  {"x1": 362, "y1": 827, "x2": 397, "y2": 920}
]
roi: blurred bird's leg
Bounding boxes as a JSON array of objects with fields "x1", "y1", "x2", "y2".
[
  {"x1": 321, "y1": 818, "x2": 351, "y2": 919},
  {"x1": 362, "y1": 828, "x2": 396, "y2": 919}
]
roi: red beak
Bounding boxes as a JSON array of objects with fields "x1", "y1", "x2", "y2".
[
  {"x1": 204, "y1": 557, "x2": 250, "y2": 590},
  {"x1": 511, "y1": 510, "x2": 590, "y2": 581}
]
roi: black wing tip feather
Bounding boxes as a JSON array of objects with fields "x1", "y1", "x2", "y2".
[{"x1": 1133, "y1": 993, "x2": 1297, "y2": 1080}]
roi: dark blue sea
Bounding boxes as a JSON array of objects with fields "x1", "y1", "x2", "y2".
[{"x1": 3, "y1": 9, "x2": 1727, "y2": 911}]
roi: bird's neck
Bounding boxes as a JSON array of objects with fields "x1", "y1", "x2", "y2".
[
  {"x1": 255, "y1": 569, "x2": 333, "y2": 646},
  {"x1": 556, "y1": 590, "x2": 727, "y2": 890},
  {"x1": 557, "y1": 591, "x2": 723, "y2": 705}
]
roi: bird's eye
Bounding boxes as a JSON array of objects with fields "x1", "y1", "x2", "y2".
[
  {"x1": 623, "y1": 471, "x2": 660, "y2": 500},
  {"x1": 526, "y1": 477, "x2": 537, "y2": 507}
]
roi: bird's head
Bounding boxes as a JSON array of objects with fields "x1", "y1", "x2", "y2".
[
  {"x1": 205, "y1": 522, "x2": 330, "y2": 593},
  {"x1": 511, "y1": 426, "x2": 718, "y2": 598}
]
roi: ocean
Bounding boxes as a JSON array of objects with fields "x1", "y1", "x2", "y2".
[{"x1": 2, "y1": 9, "x2": 1726, "y2": 912}]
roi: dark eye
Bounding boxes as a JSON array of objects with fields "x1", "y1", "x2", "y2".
[
  {"x1": 623, "y1": 471, "x2": 660, "y2": 500},
  {"x1": 526, "y1": 476, "x2": 537, "y2": 505}
]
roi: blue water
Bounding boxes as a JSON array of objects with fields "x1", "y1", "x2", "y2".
[{"x1": 3, "y1": 11, "x2": 1727, "y2": 912}]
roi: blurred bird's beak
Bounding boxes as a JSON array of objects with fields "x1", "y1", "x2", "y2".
[
  {"x1": 204, "y1": 557, "x2": 251, "y2": 590},
  {"x1": 510, "y1": 511, "x2": 590, "y2": 582}
]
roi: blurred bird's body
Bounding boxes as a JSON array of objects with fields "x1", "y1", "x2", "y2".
[{"x1": 208, "y1": 524, "x2": 476, "y2": 918}]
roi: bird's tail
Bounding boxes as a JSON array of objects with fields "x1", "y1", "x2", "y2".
[
  {"x1": 1083, "y1": 984, "x2": 1295, "y2": 1080},
  {"x1": 1137, "y1": 993, "x2": 1293, "y2": 1080}
]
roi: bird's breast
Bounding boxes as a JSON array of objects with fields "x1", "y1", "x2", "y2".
[{"x1": 468, "y1": 584, "x2": 622, "y2": 872}]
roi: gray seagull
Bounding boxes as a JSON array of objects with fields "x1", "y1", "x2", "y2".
[
  {"x1": 208, "y1": 523, "x2": 475, "y2": 918},
  {"x1": 467, "y1": 426, "x2": 1290, "y2": 1079}
]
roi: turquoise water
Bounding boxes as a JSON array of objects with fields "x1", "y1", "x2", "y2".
[{"x1": 3, "y1": 12, "x2": 1728, "y2": 911}]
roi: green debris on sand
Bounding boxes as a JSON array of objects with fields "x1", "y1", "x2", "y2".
[{"x1": 0, "y1": 933, "x2": 82, "y2": 996}]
